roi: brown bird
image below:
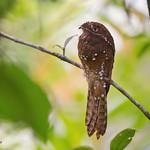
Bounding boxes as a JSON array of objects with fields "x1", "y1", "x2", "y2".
[{"x1": 78, "y1": 21, "x2": 115, "y2": 139}]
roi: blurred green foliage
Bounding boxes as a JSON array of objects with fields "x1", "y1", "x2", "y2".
[
  {"x1": 0, "y1": 0, "x2": 16, "y2": 18},
  {"x1": 0, "y1": 62, "x2": 51, "y2": 141},
  {"x1": 72, "y1": 146, "x2": 93, "y2": 150},
  {"x1": 0, "y1": 0, "x2": 150, "y2": 149},
  {"x1": 134, "y1": 34, "x2": 150, "y2": 57}
]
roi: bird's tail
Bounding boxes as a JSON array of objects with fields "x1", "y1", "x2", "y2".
[{"x1": 86, "y1": 80, "x2": 107, "y2": 139}]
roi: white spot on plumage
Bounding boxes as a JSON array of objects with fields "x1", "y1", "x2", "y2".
[
  {"x1": 107, "y1": 41, "x2": 112, "y2": 46},
  {"x1": 101, "y1": 66, "x2": 104, "y2": 69},
  {"x1": 99, "y1": 71, "x2": 103, "y2": 76},
  {"x1": 103, "y1": 83, "x2": 106, "y2": 88},
  {"x1": 101, "y1": 94, "x2": 105, "y2": 98},
  {"x1": 100, "y1": 77, "x2": 103, "y2": 80},
  {"x1": 94, "y1": 86, "x2": 96, "y2": 90},
  {"x1": 82, "y1": 35, "x2": 87, "y2": 39},
  {"x1": 103, "y1": 85, "x2": 106, "y2": 88},
  {"x1": 94, "y1": 53, "x2": 98, "y2": 56},
  {"x1": 100, "y1": 69, "x2": 104, "y2": 73},
  {"x1": 92, "y1": 57, "x2": 96, "y2": 61},
  {"x1": 101, "y1": 62, "x2": 104, "y2": 68}
]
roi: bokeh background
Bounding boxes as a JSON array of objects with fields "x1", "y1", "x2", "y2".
[{"x1": 0, "y1": 0, "x2": 150, "y2": 150}]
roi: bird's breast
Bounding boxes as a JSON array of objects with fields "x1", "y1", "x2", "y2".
[{"x1": 78, "y1": 34, "x2": 107, "y2": 61}]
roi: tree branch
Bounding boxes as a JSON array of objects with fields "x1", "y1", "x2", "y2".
[
  {"x1": 109, "y1": 79, "x2": 150, "y2": 119},
  {"x1": 0, "y1": 31, "x2": 150, "y2": 120},
  {"x1": 147, "y1": 0, "x2": 150, "y2": 18},
  {"x1": 0, "y1": 32, "x2": 82, "y2": 69}
]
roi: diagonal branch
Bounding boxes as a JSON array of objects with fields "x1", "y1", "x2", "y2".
[
  {"x1": 109, "y1": 79, "x2": 150, "y2": 119},
  {"x1": 0, "y1": 31, "x2": 150, "y2": 120},
  {"x1": 147, "y1": 0, "x2": 150, "y2": 18}
]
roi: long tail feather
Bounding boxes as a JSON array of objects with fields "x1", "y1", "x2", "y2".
[{"x1": 86, "y1": 80, "x2": 107, "y2": 139}]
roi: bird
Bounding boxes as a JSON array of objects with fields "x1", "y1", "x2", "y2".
[{"x1": 78, "y1": 21, "x2": 115, "y2": 139}]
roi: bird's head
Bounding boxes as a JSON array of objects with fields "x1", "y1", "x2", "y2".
[{"x1": 79, "y1": 21, "x2": 101, "y2": 34}]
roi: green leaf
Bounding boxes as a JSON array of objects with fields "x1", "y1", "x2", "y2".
[
  {"x1": 110, "y1": 128, "x2": 136, "y2": 150},
  {"x1": 72, "y1": 146, "x2": 93, "y2": 150},
  {"x1": 0, "y1": 62, "x2": 51, "y2": 141}
]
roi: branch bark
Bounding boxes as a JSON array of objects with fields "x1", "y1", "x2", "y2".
[
  {"x1": 0, "y1": 31, "x2": 150, "y2": 120},
  {"x1": 147, "y1": 0, "x2": 150, "y2": 18}
]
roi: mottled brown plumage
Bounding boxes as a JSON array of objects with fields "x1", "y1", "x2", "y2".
[{"x1": 78, "y1": 21, "x2": 115, "y2": 139}]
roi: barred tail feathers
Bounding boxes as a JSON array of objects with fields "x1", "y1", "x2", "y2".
[{"x1": 85, "y1": 80, "x2": 107, "y2": 139}]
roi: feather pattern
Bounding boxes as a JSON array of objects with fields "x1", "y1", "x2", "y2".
[{"x1": 78, "y1": 21, "x2": 115, "y2": 139}]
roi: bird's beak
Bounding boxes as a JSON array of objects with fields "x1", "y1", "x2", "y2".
[{"x1": 79, "y1": 26, "x2": 83, "y2": 29}]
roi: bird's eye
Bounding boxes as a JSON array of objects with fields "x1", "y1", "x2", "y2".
[
  {"x1": 90, "y1": 24, "x2": 98, "y2": 32},
  {"x1": 92, "y1": 27, "x2": 98, "y2": 32}
]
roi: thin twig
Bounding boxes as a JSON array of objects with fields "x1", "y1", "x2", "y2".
[
  {"x1": 109, "y1": 79, "x2": 150, "y2": 119},
  {"x1": 0, "y1": 32, "x2": 82, "y2": 69},
  {"x1": 147, "y1": 0, "x2": 150, "y2": 18},
  {"x1": 55, "y1": 34, "x2": 78, "y2": 56},
  {"x1": 0, "y1": 31, "x2": 150, "y2": 120}
]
